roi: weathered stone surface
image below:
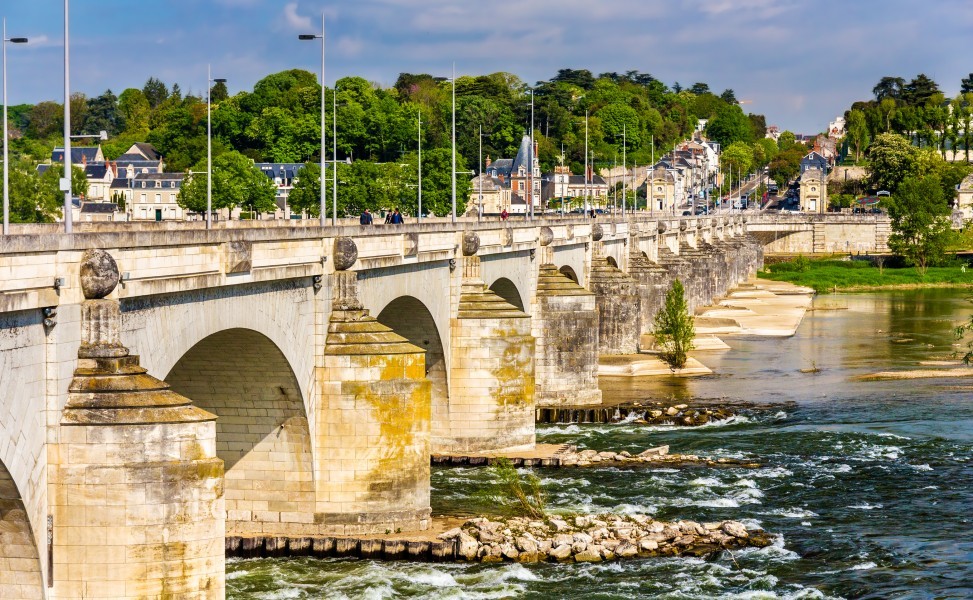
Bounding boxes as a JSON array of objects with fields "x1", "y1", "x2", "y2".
[
  {"x1": 462, "y1": 231, "x2": 481, "y2": 256},
  {"x1": 79, "y1": 248, "x2": 120, "y2": 299},
  {"x1": 591, "y1": 223, "x2": 604, "y2": 241},
  {"x1": 539, "y1": 226, "x2": 554, "y2": 246},
  {"x1": 333, "y1": 236, "x2": 358, "y2": 270}
]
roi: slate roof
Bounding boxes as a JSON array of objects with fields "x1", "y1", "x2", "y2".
[
  {"x1": 52, "y1": 147, "x2": 101, "y2": 163},
  {"x1": 84, "y1": 164, "x2": 109, "y2": 179},
  {"x1": 129, "y1": 142, "x2": 162, "y2": 160},
  {"x1": 80, "y1": 202, "x2": 118, "y2": 214},
  {"x1": 257, "y1": 163, "x2": 306, "y2": 182},
  {"x1": 111, "y1": 178, "x2": 133, "y2": 189},
  {"x1": 510, "y1": 135, "x2": 533, "y2": 175},
  {"x1": 486, "y1": 158, "x2": 514, "y2": 178}
]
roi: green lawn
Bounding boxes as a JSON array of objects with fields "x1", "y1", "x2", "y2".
[{"x1": 757, "y1": 257, "x2": 973, "y2": 293}]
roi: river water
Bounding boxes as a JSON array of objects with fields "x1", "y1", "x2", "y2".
[{"x1": 228, "y1": 289, "x2": 973, "y2": 599}]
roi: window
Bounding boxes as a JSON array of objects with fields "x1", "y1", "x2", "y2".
[
  {"x1": 155, "y1": 194, "x2": 161, "y2": 204},
  {"x1": 140, "y1": 193, "x2": 146, "y2": 204}
]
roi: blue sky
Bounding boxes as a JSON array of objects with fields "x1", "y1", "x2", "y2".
[{"x1": 4, "y1": 0, "x2": 972, "y2": 134}]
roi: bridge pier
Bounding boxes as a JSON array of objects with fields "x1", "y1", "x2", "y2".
[
  {"x1": 318, "y1": 271, "x2": 432, "y2": 534},
  {"x1": 441, "y1": 235, "x2": 535, "y2": 452},
  {"x1": 531, "y1": 229, "x2": 601, "y2": 407},
  {"x1": 55, "y1": 253, "x2": 224, "y2": 599},
  {"x1": 588, "y1": 239, "x2": 641, "y2": 355}
]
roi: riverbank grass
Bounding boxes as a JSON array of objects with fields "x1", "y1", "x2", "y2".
[{"x1": 757, "y1": 257, "x2": 973, "y2": 293}]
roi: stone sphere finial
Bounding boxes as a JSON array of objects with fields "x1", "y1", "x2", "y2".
[
  {"x1": 80, "y1": 249, "x2": 120, "y2": 299},
  {"x1": 679, "y1": 220, "x2": 688, "y2": 231},
  {"x1": 462, "y1": 231, "x2": 480, "y2": 256},
  {"x1": 539, "y1": 226, "x2": 554, "y2": 246},
  {"x1": 591, "y1": 223, "x2": 604, "y2": 242},
  {"x1": 658, "y1": 221, "x2": 668, "y2": 234},
  {"x1": 333, "y1": 237, "x2": 358, "y2": 271}
]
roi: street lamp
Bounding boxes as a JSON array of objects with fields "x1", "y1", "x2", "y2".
[
  {"x1": 417, "y1": 111, "x2": 422, "y2": 220},
  {"x1": 332, "y1": 88, "x2": 337, "y2": 225},
  {"x1": 207, "y1": 65, "x2": 226, "y2": 229},
  {"x1": 299, "y1": 14, "x2": 327, "y2": 226},
  {"x1": 451, "y1": 63, "x2": 456, "y2": 223},
  {"x1": 62, "y1": 0, "x2": 71, "y2": 232},
  {"x1": 2, "y1": 19, "x2": 27, "y2": 235}
]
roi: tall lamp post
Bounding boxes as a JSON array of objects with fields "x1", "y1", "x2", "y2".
[
  {"x1": 451, "y1": 63, "x2": 456, "y2": 223},
  {"x1": 478, "y1": 124, "x2": 483, "y2": 222},
  {"x1": 2, "y1": 20, "x2": 27, "y2": 235},
  {"x1": 417, "y1": 111, "x2": 422, "y2": 220},
  {"x1": 332, "y1": 88, "x2": 338, "y2": 224},
  {"x1": 62, "y1": 0, "x2": 72, "y2": 232},
  {"x1": 299, "y1": 14, "x2": 327, "y2": 226},
  {"x1": 206, "y1": 65, "x2": 226, "y2": 229}
]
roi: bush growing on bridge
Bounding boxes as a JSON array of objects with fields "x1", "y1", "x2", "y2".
[{"x1": 653, "y1": 279, "x2": 695, "y2": 370}]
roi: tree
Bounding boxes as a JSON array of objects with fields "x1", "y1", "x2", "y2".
[
  {"x1": 902, "y1": 74, "x2": 940, "y2": 106},
  {"x1": 210, "y1": 81, "x2": 229, "y2": 103},
  {"x1": 688, "y1": 82, "x2": 710, "y2": 95},
  {"x1": 25, "y1": 101, "x2": 62, "y2": 138},
  {"x1": 142, "y1": 77, "x2": 169, "y2": 109},
  {"x1": 867, "y1": 132, "x2": 916, "y2": 192},
  {"x1": 653, "y1": 279, "x2": 695, "y2": 370},
  {"x1": 178, "y1": 150, "x2": 277, "y2": 217},
  {"x1": 82, "y1": 89, "x2": 124, "y2": 137},
  {"x1": 288, "y1": 163, "x2": 321, "y2": 218},
  {"x1": 720, "y1": 141, "x2": 754, "y2": 179},
  {"x1": 962, "y1": 73, "x2": 973, "y2": 95},
  {"x1": 118, "y1": 88, "x2": 151, "y2": 136},
  {"x1": 846, "y1": 109, "x2": 869, "y2": 161},
  {"x1": 884, "y1": 175, "x2": 952, "y2": 275},
  {"x1": 873, "y1": 76, "x2": 905, "y2": 102},
  {"x1": 706, "y1": 104, "x2": 753, "y2": 147}
]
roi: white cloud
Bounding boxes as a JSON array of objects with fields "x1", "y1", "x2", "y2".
[{"x1": 283, "y1": 2, "x2": 313, "y2": 31}]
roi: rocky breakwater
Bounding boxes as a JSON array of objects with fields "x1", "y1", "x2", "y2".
[
  {"x1": 537, "y1": 401, "x2": 736, "y2": 426},
  {"x1": 557, "y1": 445, "x2": 761, "y2": 469},
  {"x1": 441, "y1": 514, "x2": 772, "y2": 563}
]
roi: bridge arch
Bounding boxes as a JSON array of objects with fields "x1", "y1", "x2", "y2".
[
  {"x1": 559, "y1": 265, "x2": 579, "y2": 283},
  {"x1": 376, "y1": 296, "x2": 448, "y2": 424},
  {"x1": 0, "y1": 460, "x2": 43, "y2": 598},
  {"x1": 551, "y1": 244, "x2": 587, "y2": 287},
  {"x1": 121, "y1": 281, "x2": 315, "y2": 412},
  {"x1": 165, "y1": 328, "x2": 313, "y2": 536},
  {"x1": 606, "y1": 256, "x2": 619, "y2": 269},
  {"x1": 488, "y1": 277, "x2": 526, "y2": 311}
]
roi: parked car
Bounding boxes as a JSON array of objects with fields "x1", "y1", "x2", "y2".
[{"x1": 682, "y1": 210, "x2": 692, "y2": 216}]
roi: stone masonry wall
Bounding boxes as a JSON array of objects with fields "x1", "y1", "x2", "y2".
[
  {"x1": 533, "y1": 264, "x2": 601, "y2": 406},
  {"x1": 445, "y1": 256, "x2": 536, "y2": 452},
  {"x1": 0, "y1": 463, "x2": 42, "y2": 599},
  {"x1": 165, "y1": 329, "x2": 315, "y2": 537}
]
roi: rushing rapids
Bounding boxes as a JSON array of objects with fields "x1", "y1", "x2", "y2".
[{"x1": 227, "y1": 290, "x2": 973, "y2": 599}]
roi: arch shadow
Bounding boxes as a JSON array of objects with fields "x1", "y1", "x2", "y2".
[
  {"x1": 377, "y1": 297, "x2": 447, "y2": 413},
  {"x1": 606, "y1": 256, "x2": 619, "y2": 269},
  {"x1": 166, "y1": 328, "x2": 313, "y2": 533},
  {"x1": 489, "y1": 278, "x2": 526, "y2": 312},
  {"x1": 559, "y1": 265, "x2": 579, "y2": 283},
  {"x1": 0, "y1": 460, "x2": 43, "y2": 596}
]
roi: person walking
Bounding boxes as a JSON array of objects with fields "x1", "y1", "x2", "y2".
[
  {"x1": 384, "y1": 210, "x2": 392, "y2": 224},
  {"x1": 359, "y1": 208, "x2": 373, "y2": 225},
  {"x1": 390, "y1": 208, "x2": 404, "y2": 224},
  {"x1": 500, "y1": 208, "x2": 508, "y2": 221}
]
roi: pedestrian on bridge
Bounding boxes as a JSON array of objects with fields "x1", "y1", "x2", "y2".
[
  {"x1": 390, "y1": 208, "x2": 404, "y2": 224},
  {"x1": 360, "y1": 208, "x2": 373, "y2": 225}
]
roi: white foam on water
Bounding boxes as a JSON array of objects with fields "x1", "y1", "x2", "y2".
[
  {"x1": 850, "y1": 561, "x2": 877, "y2": 571},
  {"x1": 911, "y1": 464, "x2": 933, "y2": 471},
  {"x1": 848, "y1": 502, "x2": 883, "y2": 510},
  {"x1": 762, "y1": 507, "x2": 819, "y2": 519},
  {"x1": 691, "y1": 477, "x2": 723, "y2": 487}
]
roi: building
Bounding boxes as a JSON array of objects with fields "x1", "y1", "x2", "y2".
[
  {"x1": 957, "y1": 173, "x2": 973, "y2": 221},
  {"x1": 477, "y1": 135, "x2": 542, "y2": 214},
  {"x1": 256, "y1": 162, "x2": 305, "y2": 219},
  {"x1": 128, "y1": 172, "x2": 186, "y2": 221},
  {"x1": 114, "y1": 142, "x2": 165, "y2": 176},
  {"x1": 539, "y1": 165, "x2": 609, "y2": 211},
  {"x1": 799, "y1": 168, "x2": 827, "y2": 213},
  {"x1": 469, "y1": 172, "x2": 508, "y2": 215},
  {"x1": 51, "y1": 146, "x2": 104, "y2": 164},
  {"x1": 647, "y1": 166, "x2": 677, "y2": 213},
  {"x1": 828, "y1": 116, "x2": 846, "y2": 140},
  {"x1": 78, "y1": 201, "x2": 119, "y2": 222},
  {"x1": 800, "y1": 151, "x2": 830, "y2": 175}
]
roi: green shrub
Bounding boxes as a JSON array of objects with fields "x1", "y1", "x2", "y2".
[{"x1": 653, "y1": 279, "x2": 695, "y2": 370}]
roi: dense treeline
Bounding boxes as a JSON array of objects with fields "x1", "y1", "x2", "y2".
[
  {"x1": 845, "y1": 73, "x2": 973, "y2": 164},
  {"x1": 5, "y1": 68, "x2": 771, "y2": 219}
]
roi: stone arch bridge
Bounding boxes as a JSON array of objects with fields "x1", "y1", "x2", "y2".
[{"x1": 0, "y1": 215, "x2": 761, "y2": 598}]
